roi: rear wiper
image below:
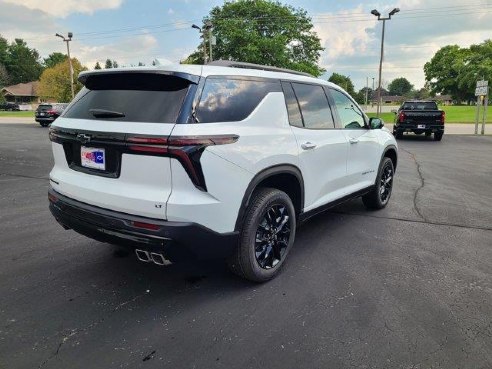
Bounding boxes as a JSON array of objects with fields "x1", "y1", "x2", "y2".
[{"x1": 89, "y1": 109, "x2": 125, "y2": 118}]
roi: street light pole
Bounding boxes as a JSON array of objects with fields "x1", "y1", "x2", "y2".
[
  {"x1": 371, "y1": 8, "x2": 399, "y2": 117},
  {"x1": 192, "y1": 24, "x2": 210, "y2": 64},
  {"x1": 55, "y1": 32, "x2": 74, "y2": 99}
]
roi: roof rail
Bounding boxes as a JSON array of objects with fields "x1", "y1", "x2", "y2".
[{"x1": 208, "y1": 60, "x2": 313, "y2": 78}]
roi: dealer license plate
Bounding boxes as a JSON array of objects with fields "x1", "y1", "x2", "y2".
[{"x1": 81, "y1": 146, "x2": 105, "y2": 170}]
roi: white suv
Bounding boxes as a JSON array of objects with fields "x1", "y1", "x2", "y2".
[{"x1": 48, "y1": 61, "x2": 397, "y2": 282}]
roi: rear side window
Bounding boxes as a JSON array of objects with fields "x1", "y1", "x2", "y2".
[
  {"x1": 291, "y1": 83, "x2": 335, "y2": 129},
  {"x1": 281, "y1": 82, "x2": 303, "y2": 128},
  {"x1": 64, "y1": 73, "x2": 192, "y2": 123},
  {"x1": 195, "y1": 77, "x2": 281, "y2": 123}
]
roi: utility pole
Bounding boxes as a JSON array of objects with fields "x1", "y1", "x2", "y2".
[
  {"x1": 371, "y1": 8, "x2": 399, "y2": 117},
  {"x1": 372, "y1": 77, "x2": 375, "y2": 107},
  {"x1": 204, "y1": 21, "x2": 213, "y2": 63},
  {"x1": 55, "y1": 32, "x2": 74, "y2": 99},
  {"x1": 365, "y1": 77, "x2": 369, "y2": 110}
]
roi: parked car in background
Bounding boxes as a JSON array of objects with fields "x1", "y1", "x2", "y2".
[
  {"x1": 0, "y1": 102, "x2": 20, "y2": 111},
  {"x1": 393, "y1": 100, "x2": 445, "y2": 141},
  {"x1": 35, "y1": 103, "x2": 69, "y2": 127}
]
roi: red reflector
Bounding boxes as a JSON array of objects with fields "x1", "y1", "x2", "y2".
[
  {"x1": 128, "y1": 145, "x2": 168, "y2": 153},
  {"x1": 131, "y1": 221, "x2": 161, "y2": 231},
  {"x1": 127, "y1": 137, "x2": 168, "y2": 144},
  {"x1": 441, "y1": 111, "x2": 445, "y2": 124},
  {"x1": 48, "y1": 193, "x2": 58, "y2": 203}
]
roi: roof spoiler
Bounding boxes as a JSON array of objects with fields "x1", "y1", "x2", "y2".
[{"x1": 77, "y1": 69, "x2": 200, "y2": 86}]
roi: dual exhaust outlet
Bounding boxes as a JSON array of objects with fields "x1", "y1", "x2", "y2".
[{"x1": 135, "y1": 249, "x2": 172, "y2": 266}]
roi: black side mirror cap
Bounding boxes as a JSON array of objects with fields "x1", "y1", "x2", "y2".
[{"x1": 369, "y1": 117, "x2": 384, "y2": 129}]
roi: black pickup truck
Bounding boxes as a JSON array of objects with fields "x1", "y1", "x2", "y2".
[{"x1": 393, "y1": 101, "x2": 445, "y2": 141}]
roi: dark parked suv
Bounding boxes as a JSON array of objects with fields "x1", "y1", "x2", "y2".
[
  {"x1": 35, "y1": 103, "x2": 69, "y2": 127},
  {"x1": 0, "y1": 102, "x2": 20, "y2": 111}
]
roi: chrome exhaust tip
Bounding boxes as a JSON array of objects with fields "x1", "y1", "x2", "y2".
[
  {"x1": 150, "y1": 252, "x2": 171, "y2": 266},
  {"x1": 135, "y1": 249, "x2": 151, "y2": 263}
]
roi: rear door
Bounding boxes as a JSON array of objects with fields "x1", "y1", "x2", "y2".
[
  {"x1": 283, "y1": 82, "x2": 349, "y2": 212},
  {"x1": 49, "y1": 71, "x2": 197, "y2": 219}
]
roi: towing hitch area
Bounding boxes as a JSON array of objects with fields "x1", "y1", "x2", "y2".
[{"x1": 135, "y1": 249, "x2": 172, "y2": 266}]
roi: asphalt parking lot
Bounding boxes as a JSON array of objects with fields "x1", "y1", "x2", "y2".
[{"x1": 0, "y1": 123, "x2": 491, "y2": 369}]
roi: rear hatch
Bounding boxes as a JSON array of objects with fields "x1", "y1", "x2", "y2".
[
  {"x1": 402, "y1": 110, "x2": 443, "y2": 125},
  {"x1": 399, "y1": 101, "x2": 443, "y2": 126},
  {"x1": 36, "y1": 104, "x2": 53, "y2": 118},
  {"x1": 49, "y1": 69, "x2": 199, "y2": 219}
]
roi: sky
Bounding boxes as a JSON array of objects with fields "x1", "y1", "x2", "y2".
[{"x1": 1, "y1": 0, "x2": 491, "y2": 90}]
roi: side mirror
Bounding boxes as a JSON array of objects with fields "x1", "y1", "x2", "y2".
[
  {"x1": 391, "y1": 109, "x2": 397, "y2": 114},
  {"x1": 369, "y1": 117, "x2": 384, "y2": 129}
]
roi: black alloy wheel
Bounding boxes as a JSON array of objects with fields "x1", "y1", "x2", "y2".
[
  {"x1": 362, "y1": 157, "x2": 394, "y2": 209},
  {"x1": 227, "y1": 187, "x2": 296, "y2": 282},
  {"x1": 254, "y1": 204, "x2": 291, "y2": 269},
  {"x1": 379, "y1": 162, "x2": 393, "y2": 205}
]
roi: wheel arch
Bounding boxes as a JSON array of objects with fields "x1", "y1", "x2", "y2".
[
  {"x1": 382, "y1": 145, "x2": 398, "y2": 171},
  {"x1": 234, "y1": 164, "x2": 304, "y2": 232}
]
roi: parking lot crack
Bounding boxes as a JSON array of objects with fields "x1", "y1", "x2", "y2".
[
  {"x1": 37, "y1": 291, "x2": 149, "y2": 368},
  {"x1": 400, "y1": 148, "x2": 427, "y2": 222}
]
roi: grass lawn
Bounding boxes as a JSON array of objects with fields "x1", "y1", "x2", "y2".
[
  {"x1": 367, "y1": 105, "x2": 492, "y2": 124},
  {"x1": 0, "y1": 111, "x2": 35, "y2": 117}
]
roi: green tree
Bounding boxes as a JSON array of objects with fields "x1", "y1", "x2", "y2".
[
  {"x1": 184, "y1": 0, "x2": 324, "y2": 76},
  {"x1": 328, "y1": 73, "x2": 356, "y2": 96},
  {"x1": 4, "y1": 39, "x2": 43, "y2": 84},
  {"x1": 94, "y1": 61, "x2": 102, "y2": 70},
  {"x1": 0, "y1": 63, "x2": 9, "y2": 87},
  {"x1": 388, "y1": 77, "x2": 413, "y2": 96},
  {"x1": 112, "y1": 60, "x2": 118, "y2": 68},
  {"x1": 43, "y1": 52, "x2": 67, "y2": 68},
  {"x1": 104, "y1": 59, "x2": 113, "y2": 69},
  {"x1": 424, "y1": 45, "x2": 470, "y2": 102},
  {"x1": 0, "y1": 35, "x2": 8, "y2": 67},
  {"x1": 457, "y1": 40, "x2": 492, "y2": 100},
  {"x1": 38, "y1": 58, "x2": 87, "y2": 102}
]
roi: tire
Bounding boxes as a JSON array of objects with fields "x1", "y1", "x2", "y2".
[
  {"x1": 394, "y1": 130, "x2": 403, "y2": 139},
  {"x1": 40, "y1": 122, "x2": 48, "y2": 127},
  {"x1": 362, "y1": 157, "x2": 394, "y2": 210},
  {"x1": 227, "y1": 187, "x2": 296, "y2": 282},
  {"x1": 434, "y1": 132, "x2": 443, "y2": 141}
]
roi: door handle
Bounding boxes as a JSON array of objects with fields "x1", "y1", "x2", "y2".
[
  {"x1": 349, "y1": 138, "x2": 359, "y2": 144},
  {"x1": 301, "y1": 142, "x2": 317, "y2": 150}
]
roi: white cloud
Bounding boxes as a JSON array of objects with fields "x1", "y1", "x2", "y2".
[
  {"x1": 76, "y1": 34, "x2": 159, "y2": 67},
  {"x1": 2, "y1": 0, "x2": 123, "y2": 17},
  {"x1": 168, "y1": 8, "x2": 175, "y2": 15}
]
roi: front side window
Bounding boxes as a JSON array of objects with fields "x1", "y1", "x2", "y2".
[
  {"x1": 291, "y1": 83, "x2": 335, "y2": 129},
  {"x1": 195, "y1": 77, "x2": 281, "y2": 123},
  {"x1": 330, "y1": 89, "x2": 366, "y2": 129}
]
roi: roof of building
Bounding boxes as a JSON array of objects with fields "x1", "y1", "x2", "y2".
[{"x1": 1, "y1": 81, "x2": 39, "y2": 97}]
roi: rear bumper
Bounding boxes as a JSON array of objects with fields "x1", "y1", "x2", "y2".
[
  {"x1": 48, "y1": 188, "x2": 239, "y2": 261},
  {"x1": 394, "y1": 123, "x2": 444, "y2": 132},
  {"x1": 35, "y1": 117, "x2": 55, "y2": 123}
]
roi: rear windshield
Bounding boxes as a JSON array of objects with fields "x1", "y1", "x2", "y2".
[
  {"x1": 63, "y1": 73, "x2": 192, "y2": 123},
  {"x1": 38, "y1": 105, "x2": 52, "y2": 109},
  {"x1": 402, "y1": 102, "x2": 438, "y2": 110}
]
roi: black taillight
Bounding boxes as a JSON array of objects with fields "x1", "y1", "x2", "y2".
[{"x1": 440, "y1": 111, "x2": 445, "y2": 124}]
